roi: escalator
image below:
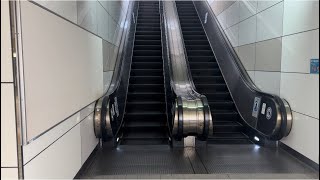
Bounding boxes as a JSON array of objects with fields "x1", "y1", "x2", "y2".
[
  {"x1": 94, "y1": 0, "x2": 292, "y2": 147},
  {"x1": 176, "y1": 1, "x2": 251, "y2": 144},
  {"x1": 120, "y1": 1, "x2": 169, "y2": 145}
]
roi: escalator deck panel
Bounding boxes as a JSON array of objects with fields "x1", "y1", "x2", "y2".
[
  {"x1": 176, "y1": 1, "x2": 251, "y2": 144},
  {"x1": 121, "y1": 1, "x2": 168, "y2": 145}
]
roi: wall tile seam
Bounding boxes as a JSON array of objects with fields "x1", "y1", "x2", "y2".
[
  {"x1": 25, "y1": 97, "x2": 97, "y2": 145},
  {"x1": 292, "y1": 110, "x2": 319, "y2": 121},
  {"x1": 31, "y1": 1, "x2": 117, "y2": 46},
  {"x1": 223, "y1": 0, "x2": 283, "y2": 32},
  {"x1": 282, "y1": 0, "x2": 320, "y2": 37},
  {"x1": 22, "y1": 112, "x2": 95, "y2": 166},
  {"x1": 97, "y1": 1, "x2": 123, "y2": 27},
  {"x1": 231, "y1": 28, "x2": 319, "y2": 48},
  {"x1": 224, "y1": 3, "x2": 319, "y2": 39},
  {"x1": 231, "y1": 36, "x2": 283, "y2": 48},
  {"x1": 214, "y1": 1, "x2": 237, "y2": 17},
  {"x1": 249, "y1": 70, "x2": 319, "y2": 74},
  {"x1": 76, "y1": 1, "x2": 98, "y2": 35},
  {"x1": 281, "y1": 71, "x2": 319, "y2": 75}
]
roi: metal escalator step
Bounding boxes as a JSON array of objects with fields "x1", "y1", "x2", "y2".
[
  {"x1": 128, "y1": 84, "x2": 164, "y2": 93},
  {"x1": 135, "y1": 35, "x2": 161, "y2": 40},
  {"x1": 131, "y1": 69, "x2": 163, "y2": 76},
  {"x1": 130, "y1": 76, "x2": 164, "y2": 84},
  {"x1": 195, "y1": 84, "x2": 228, "y2": 93},
  {"x1": 179, "y1": 19, "x2": 201, "y2": 23},
  {"x1": 193, "y1": 76, "x2": 224, "y2": 84},
  {"x1": 122, "y1": 126, "x2": 167, "y2": 139},
  {"x1": 133, "y1": 50, "x2": 162, "y2": 57},
  {"x1": 185, "y1": 45, "x2": 211, "y2": 51},
  {"x1": 182, "y1": 31, "x2": 205, "y2": 36},
  {"x1": 191, "y1": 69, "x2": 221, "y2": 76},
  {"x1": 125, "y1": 119, "x2": 166, "y2": 128},
  {"x1": 181, "y1": 27, "x2": 204, "y2": 31},
  {"x1": 131, "y1": 62, "x2": 163, "y2": 69},
  {"x1": 186, "y1": 50, "x2": 214, "y2": 56},
  {"x1": 211, "y1": 110, "x2": 239, "y2": 121},
  {"x1": 208, "y1": 101, "x2": 235, "y2": 110},
  {"x1": 137, "y1": 19, "x2": 160, "y2": 23},
  {"x1": 126, "y1": 102, "x2": 166, "y2": 113},
  {"x1": 204, "y1": 92, "x2": 232, "y2": 101},
  {"x1": 213, "y1": 121, "x2": 243, "y2": 133},
  {"x1": 184, "y1": 40, "x2": 210, "y2": 45},
  {"x1": 132, "y1": 56, "x2": 163, "y2": 62},
  {"x1": 189, "y1": 62, "x2": 218, "y2": 69},
  {"x1": 136, "y1": 27, "x2": 160, "y2": 31},
  {"x1": 124, "y1": 112, "x2": 166, "y2": 121},
  {"x1": 180, "y1": 23, "x2": 203, "y2": 27},
  {"x1": 127, "y1": 93, "x2": 165, "y2": 102},
  {"x1": 135, "y1": 31, "x2": 161, "y2": 36},
  {"x1": 183, "y1": 35, "x2": 208, "y2": 40},
  {"x1": 135, "y1": 40, "x2": 161, "y2": 45},
  {"x1": 138, "y1": 12, "x2": 160, "y2": 16},
  {"x1": 134, "y1": 45, "x2": 162, "y2": 51},
  {"x1": 188, "y1": 56, "x2": 216, "y2": 62}
]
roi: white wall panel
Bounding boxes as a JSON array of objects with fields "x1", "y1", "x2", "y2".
[
  {"x1": 80, "y1": 113, "x2": 99, "y2": 164},
  {"x1": 226, "y1": 2, "x2": 240, "y2": 28},
  {"x1": 255, "y1": 38, "x2": 282, "y2": 71},
  {"x1": 281, "y1": 112, "x2": 319, "y2": 164},
  {"x1": 109, "y1": 19, "x2": 118, "y2": 45},
  {"x1": 22, "y1": 112, "x2": 80, "y2": 163},
  {"x1": 1, "y1": 168, "x2": 18, "y2": 179},
  {"x1": 24, "y1": 125, "x2": 82, "y2": 179},
  {"x1": 237, "y1": 44, "x2": 256, "y2": 71},
  {"x1": 20, "y1": 1, "x2": 103, "y2": 141},
  {"x1": 281, "y1": 30, "x2": 319, "y2": 73},
  {"x1": 97, "y1": 2, "x2": 109, "y2": 41},
  {"x1": 283, "y1": 0, "x2": 319, "y2": 36},
  {"x1": 1, "y1": 84, "x2": 18, "y2": 167},
  {"x1": 225, "y1": 25, "x2": 239, "y2": 47},
  {"x1": 1, "y1": 1, "x2": 13, "y2": 83},
  {"x1": 80, "y1": 102, "x2": 95, "y2": 120},
  {"x1": 239, "y1": 0, "x2": 257, "y2": 21},
  {"x1": 280, "y1": 73, "x2": 319, "y2": 119},
  {"x1": 247, "y1": 71, "x2": 255, "y2": 82},
  {"x1": 210, "y1": 1, "x2": 235, "y2": 16},
  {"x1": 217, "y1": 11, "x2": 228, "y2": 30},
  {"x1": 34, "y1": 0, "x2": 77, "y2": 23},
  {"x1": 255, "y1": 71, "x2": 281, "y2": 96},
  {"x1": 77, "y1": 1, "x2": 98, "y2": 34},
  {"x1": 257, "y1": 0, "x2": 281, "y2": 13},
  {"x1": 256, "y1": 2, "x2": 283, "y2": 42},
  {"x1": 238, "y1": 16, "x2": 257, "y2": 46}
]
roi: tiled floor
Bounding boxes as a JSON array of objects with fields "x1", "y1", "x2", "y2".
[{"x1": 76, "y1": 144, "x2": 319, "y2": 179}]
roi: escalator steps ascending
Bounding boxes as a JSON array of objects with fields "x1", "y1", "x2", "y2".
[
  {"x1": 121, "y1": 1, "x2": 168, "y2": 145},
  {"x1": 176, "y1": 1, "x2": 251, "y2": 144}
]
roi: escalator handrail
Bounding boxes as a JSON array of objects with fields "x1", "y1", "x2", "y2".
[
  {"x1": 172, "y1": 1, "x2": 203, "y2": 98},
  {"x1": 161, "y1": 1, "x2": 212, "y2": 140},
  {"x1": 104, "y1": 2, "x2": 135, "y2": 97},
  {"x1": 162, "y1": 1, "x2": 202, "y2": 100}
]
